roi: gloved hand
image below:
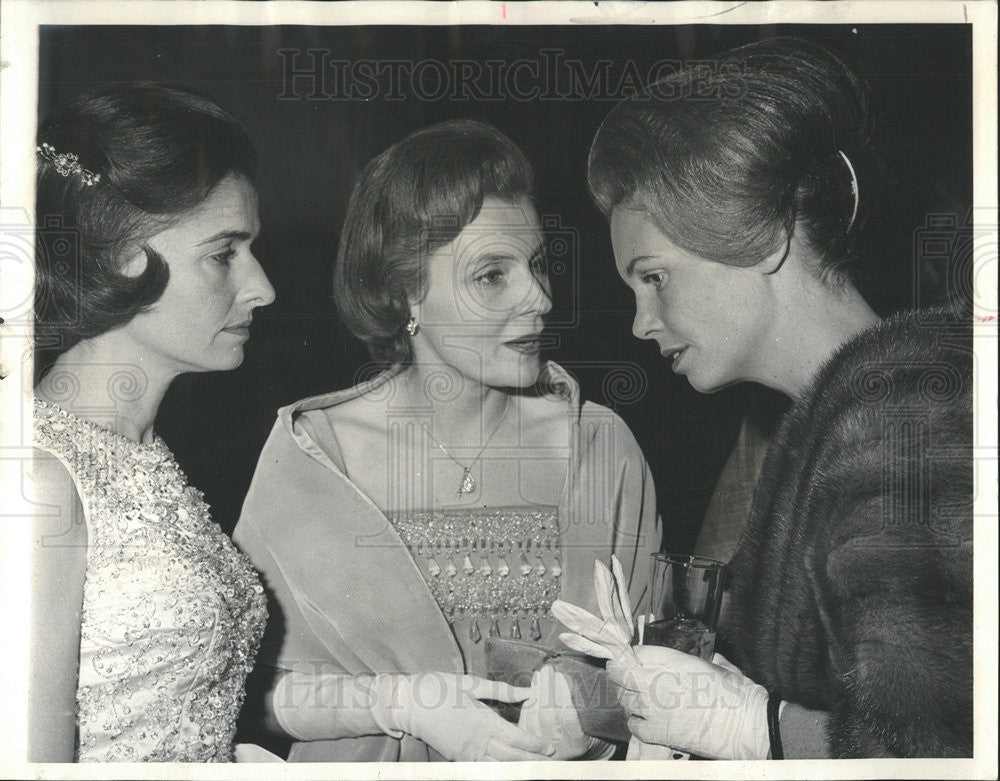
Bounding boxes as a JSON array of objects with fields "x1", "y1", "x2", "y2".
[
  {"x1": 370, "y1": 672, "x2": 557, "y2": 761},
  {"x1": 606, "y1": 645, "x2": 770, "y2": 760},
  {"x1": 518, "y1": 664, "x2": 615, "y2": 760}
]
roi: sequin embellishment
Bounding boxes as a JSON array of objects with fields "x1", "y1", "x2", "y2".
[
  {"x1": 33, "y1": 399, "x2": 267, "y2": 762},
  {"x1": 388, "y1": 507, "x2": 561, "y2": 643}
]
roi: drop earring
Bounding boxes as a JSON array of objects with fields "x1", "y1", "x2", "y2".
[{"x1": 405, "y1": 316, "x2": 419, "y2": 336}]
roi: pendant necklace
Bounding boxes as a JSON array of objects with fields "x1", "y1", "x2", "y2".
[{"x1": 423, "y1": 395, "x2": 511, "y2": 496}]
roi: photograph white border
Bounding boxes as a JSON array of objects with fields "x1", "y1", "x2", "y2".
[{"x1": 2, "y1": 2, "x2": 996, "y2": 779}]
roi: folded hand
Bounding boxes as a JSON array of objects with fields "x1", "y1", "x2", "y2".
[
  {"x1": 372, "y1": 672, "x2": 557, "y2": 761},
  {"x1": 519, "y1": 664, "x2": 615, "y2": 760}
]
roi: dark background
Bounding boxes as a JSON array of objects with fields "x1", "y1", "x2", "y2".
[{"x1": 38, "y1": 23, "x2": 973, "y2": 551}]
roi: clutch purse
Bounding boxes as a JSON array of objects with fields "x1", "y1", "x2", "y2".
[{"x1": 484, "y1": 637, "x2": 631, "y2": 744}]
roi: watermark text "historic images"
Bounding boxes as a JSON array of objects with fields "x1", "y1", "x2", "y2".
[{"x1": 278, "y1": 49, "x2": 746, "y2": 102}]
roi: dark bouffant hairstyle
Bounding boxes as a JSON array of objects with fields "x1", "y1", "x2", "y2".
[
  {"x1": 588, "y1": 37, "x2": 878, "y2": 285},
  {"x1": 34, "y1": 82, "x2": 256, "y2": 350},
  {"x1": 333, "y1": 119, "x2": 534, "y2": 364}
]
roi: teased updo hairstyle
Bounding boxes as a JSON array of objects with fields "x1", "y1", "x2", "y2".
[
  {"x1": 334, "y1": 119, "x2": 533, "y2": 364},
  {"x1": 34, "y1": 82, "x2": 256, "y2": 351},
  {"x1": 588, "y1": 37, "x2": 877, "y2": 285}
]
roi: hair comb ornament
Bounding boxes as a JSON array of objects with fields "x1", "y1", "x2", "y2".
[
  {"x1": 36, "y1": 142, "x2": 101, "y2": 186},
  {"x1": 837, "y1": 150, "x2": 859, "y2": 232}
]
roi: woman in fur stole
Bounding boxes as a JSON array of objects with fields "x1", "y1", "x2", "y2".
[{"x1": 554, "y1": 37, "x2": 973, "y2": 759}]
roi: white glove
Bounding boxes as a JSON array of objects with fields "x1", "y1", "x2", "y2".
[
  {"x1": 371, "y1": 672, "x2": 556, "y2": 761},
  {"x1": 233, "y1": 743, "x2": 285, "y2": 762},
  {"x1": 518, "y1": 664, "x2": 615, "y2": 760},
  {"x1": 606, "y1": 645, "x2": 770, "y2": 760}
]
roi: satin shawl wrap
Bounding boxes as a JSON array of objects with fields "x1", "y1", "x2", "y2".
[{"x1": 234, "y1": 364, "x2": 660, "y2": 761}]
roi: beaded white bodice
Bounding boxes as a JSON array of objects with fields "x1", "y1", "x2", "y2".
[
  {"x1": 388, "y1": 507, "x2": 562, "y2": 674},
  {"x1": 32, "y1": 399, "x2": 267, "y2": 762}
]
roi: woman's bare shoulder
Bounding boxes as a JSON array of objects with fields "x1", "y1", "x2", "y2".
[
  {"x1": 29, "y1": 447, "x2": 88, "y2": 549},
  {"x1": 302, "y1": 383, "x2": 403, "y2": 477},
  {"x1": 513, "y1": 391, "x2": 575, "y2": 447},
  {"x1": 27, "y1": 450, "x2": 87, "y2": 762},
  {"x1": 320, "y1": 384, "x2": 397, "y2": 437}
]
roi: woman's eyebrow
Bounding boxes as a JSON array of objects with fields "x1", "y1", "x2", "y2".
[
  {"x1": 471, "y1": 251, "x2": 522, "y2": 266},
  {"x1": 624, "y1": 255, "x2": 655, "y2": 276},
  {"x1": 197, "y1": 229, "x2": 253, "y2": 246}
]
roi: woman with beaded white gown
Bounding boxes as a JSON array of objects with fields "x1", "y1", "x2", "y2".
[{"x1": 28, "y1": 83, "x2": 276, "y2": 761}]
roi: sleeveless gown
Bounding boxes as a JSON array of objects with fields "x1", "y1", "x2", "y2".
[{"x1": 33, "y1": 398, "x2": 267, "y2": 761}]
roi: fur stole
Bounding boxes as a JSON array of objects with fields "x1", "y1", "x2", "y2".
[{"x1": 726, "y1": 308, "x2": 973, "y2": 757}]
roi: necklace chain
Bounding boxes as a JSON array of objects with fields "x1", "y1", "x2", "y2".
[{"x1": 422, "y1": 394, "x2": 511, "y2": 496}]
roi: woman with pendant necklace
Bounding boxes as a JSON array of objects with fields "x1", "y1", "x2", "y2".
[{"x1": 233, "y1": 120, "x2": 661, "y2": 762}]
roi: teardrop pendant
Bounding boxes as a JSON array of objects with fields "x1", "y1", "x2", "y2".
[
  {"x1": 445, "y1": 556, "x2": 458, "y2": 578},
  {"x1": 519, "y1": 551, "x2": 532, "y2": 576},
  {"x1": 511, "y1": 619, "x2": 522, "y2": 639},
  {"x1": 551, "y1": 557, "x2": 562, "y2": 578},
  {"x1": 479, "y1": 558, "x2": 492, "y2": 577},
  {"x1": 489, "y1": 618, "x2": 501, "y2": 638},
  {"x1": 427, "y1": 556, "x2": 441, "y2": 577},
  {"x1": 470, "y1": 618, "x2": 482, "y2": 643},
  {"x1": 458, "y1": 467, "x2": 476, "y2": 495},
  {"x1": 534, "y1": 556, "x2": 546, "y2": 576},
  {"x1": 530, "y1": 616, "x2": 542, "y2": 641},
  {"x1": 497, "y1": 556, "x2": 510, "y2": 577},
  {"x1": 462, "y1": 554, "x2": 475, "y2": 575}
]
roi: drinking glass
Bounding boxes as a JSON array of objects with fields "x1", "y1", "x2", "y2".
[{"x1": 642, "y1": 553, "x2": 726, "y2": 660}]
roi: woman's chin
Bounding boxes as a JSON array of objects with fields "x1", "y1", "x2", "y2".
[
  {"x1": 685, "y1": 371, "x2": 744, "y2": 395},
  {"x1": 486, "y1": 359, "x2": 543, "y2": 389},
  {"x1": 514, "y1": 357, "x2": 545, "y2": 387},
  {"x1": 200, "y1": 348, "x2": 246, "y2": 374},
  {"x1": 683, "y1": 369, "x2": 724, "y2": 395}
]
